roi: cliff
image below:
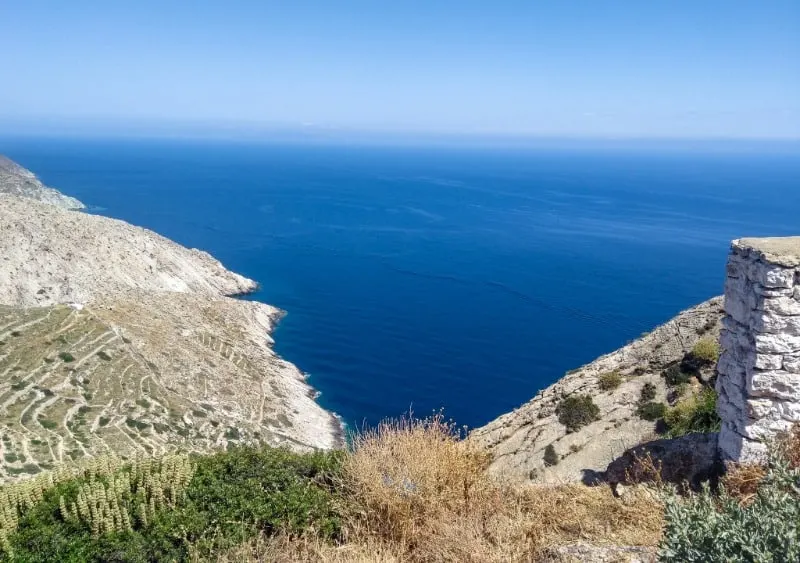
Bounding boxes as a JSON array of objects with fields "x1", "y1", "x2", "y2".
[
  {"x1": 471, "y1": 297, "x2": 724, "y2": 482},
  {"x1": 0, "y1": 157, "x2": 339, "y2": 481},
  {"x1": 0, "y1": 156, "x2": 84, "y2": 210}
]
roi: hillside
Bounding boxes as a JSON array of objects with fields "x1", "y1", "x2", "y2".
[
  {"x1": 471, "y1": 297, "x2": 724, "y2": 482},
  {"x1": 0, "y1": 156, "x2": 84, "y2": 211},
  {"x1": 0, "y1": 157, "x2": 339, "y2": 482}
]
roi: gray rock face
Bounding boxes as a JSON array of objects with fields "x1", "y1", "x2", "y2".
[
  {"x1": 717, "y1": 237, "x2": 800, "y2": 462},
  {"x1": 0, "y1": 155, "x2": 84, "y2": 210},
  {"x1": 471, "y1": 298, "x2": 724, "y2": 482}
]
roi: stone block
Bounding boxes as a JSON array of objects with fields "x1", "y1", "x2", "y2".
[
  {"x1": 753, "y1": 352, "x2": 783, "y2": 370},
  {"x1": 760, "y1": 296, "x2": 800, "y2": 316},
  {"x1": 748, "y1": 263, "x2": 795, "y2": 289},
  {"x1": 753, "y1": 332, "x2": 800, "y2": 355},
  {"x1": 748, "y1": 370, "x2": 800, "y2": 401},
  {"x1": 783, "y1": 355, "x2": 800, "y2": 373},
  {"x1": 751, "y1": 312, "x2": 800, "y2": 336}
]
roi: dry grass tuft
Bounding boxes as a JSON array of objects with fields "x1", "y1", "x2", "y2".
[
  {"x1": 721, "y1": 463, "x2": 766, "y2": 506},
  {"x1": 336, "y1": 414, "x2": 663, "y2": 562},
  {"x1": 780, "y1": 423, "x2": 800, "y2": 469},
  {"x1": 213, "y1": 534, "x2": 402, "y2": 563}
]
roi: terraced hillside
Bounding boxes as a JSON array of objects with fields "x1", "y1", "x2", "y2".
[{"x1": 0, "y1": 293, "x2": 339, "y2": 481}]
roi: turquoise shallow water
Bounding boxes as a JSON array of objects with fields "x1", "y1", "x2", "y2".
[{"x1": 2, "y1": 137, "x2": 799, "y2": 430}]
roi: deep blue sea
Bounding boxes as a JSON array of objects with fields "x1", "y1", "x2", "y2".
[{"x1": 2, "y1": 137, "x2": 799, "y2": 431}]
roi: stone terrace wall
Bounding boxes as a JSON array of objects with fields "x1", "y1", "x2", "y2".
[{"x1": 717, "y1": 237, "x2": 800, "y2": 462}]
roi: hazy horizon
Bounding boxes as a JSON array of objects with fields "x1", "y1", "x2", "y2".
[{"x1": 2, "y1": 1, "x2": 799, "y2": 141}]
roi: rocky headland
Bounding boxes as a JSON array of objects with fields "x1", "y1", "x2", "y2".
[{"x1": 0, "y1": 157, "x2": 340, "y2": 481}]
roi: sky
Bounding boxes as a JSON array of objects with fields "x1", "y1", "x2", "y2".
[{"x1": 1, "y1": 1, "x2": 799, "y2": 140}]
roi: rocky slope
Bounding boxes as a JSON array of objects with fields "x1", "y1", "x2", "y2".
[
  {"x1": 471, "y1": 297, "x2": 724, "y2": 482},
  {"x1": 0, "y1": 194, "x2": 256, "y2": 307},
  {"x1": 0, "y1": 156, "x2": 84, "y2": 210},
  {"x1": 0, "y1": 157, "x2": 339, "y2": 481}
]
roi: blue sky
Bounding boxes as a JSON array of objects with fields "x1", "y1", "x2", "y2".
[{"x1": 1, "y1": 1, "x2": 798, "y2": 139}]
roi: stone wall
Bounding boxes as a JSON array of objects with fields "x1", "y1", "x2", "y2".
[{"x1": 717, "y1": 237, "x2": 800, "y2": 462}]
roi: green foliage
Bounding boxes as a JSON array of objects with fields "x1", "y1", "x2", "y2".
[
  {"x1": 663, "y1": 364, "x2": 692, "y2": 386},
  {"x1": 637, "y1": 401, "x2": 667, "y2": 421},
  {"x1": 4, "y1": 447, "x2": 344, "y2": 562},
  {"x1": 95, "y1": 351, "x2": 112, "y2": 362},
  {"x1": 663, "y1": 388, "x2": 721, "y2": 438},
  {"x1": 597, "y1": 370, "x2": 623, "y2": 391},
  {"x1": 38, "y1": 419, "x2": 57, "y2": 430},
  {"x1": 660, "y1": 444, "x2": 800, "y2": 562},
  {"x1": 691, "y1": 338, "x2": 720, "y2": 364},
  {"x1": 58, "y1": 352, "x2": 75, "y2": 363},
  {"x1": 640, "y1": 382, "x2": 657, "y2": 403},
  {"x1": 543, "y1": 444, "x2": 559, "y2": 467},
  {"x1": 556, "y1": 395, "x2": 600, "y2": 433}
]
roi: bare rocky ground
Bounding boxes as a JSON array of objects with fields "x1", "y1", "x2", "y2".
[
  {"x1": 0, "y1": 156, "x2": 340, "y2": 482},
  {"x1": 0, "y1": 156, "x2": 84, "y2": 210},
  {"x1": 471, "y1": 297, "x2": 724, "y2": 483}
]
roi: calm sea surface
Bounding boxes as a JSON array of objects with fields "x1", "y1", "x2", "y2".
[{"x1": 2, "y1": 137, "x2": 799, "y2": 430}]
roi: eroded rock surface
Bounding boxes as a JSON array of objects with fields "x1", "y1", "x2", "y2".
[{"x1": 471, "y1": 298, "x2": 724, "y2": 482}]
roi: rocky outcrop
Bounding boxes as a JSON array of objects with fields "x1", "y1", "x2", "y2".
[
  {"x1": 717, "y1": 237, "x2": 800, "y2": 462},
  {"x1": 471, "y1": 298, "x2": 724, "y2": 482},
  {"x1": 0, "y1": 194, "x2": 256, "y2": 307},
  {"x1": 0, "y1": 156, "x2": 84, "y2": 210}
]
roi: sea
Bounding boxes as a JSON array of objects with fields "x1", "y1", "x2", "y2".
[{"x1": 2, "y1": 136, "x2": 799, "y2": 432}]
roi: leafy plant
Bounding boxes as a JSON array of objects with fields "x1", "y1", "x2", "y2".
[
  {"x1": 663, "y1": 364, "x2": 692, "y2": 386},
  {"x1": 597, "y1": 370, "x2": 623, "y2": 391},
  {"x1": 58, "y1": 352, "x2": 75, "y2": 363},
  {"x1": 640, "y1": 382, "x2": 657, "y2": 403},
  {"x1": 637, "y1": 401, "x2": 667, "y2": 421},
  {"x1": 691, "y1": 338, "x2": 720, "y2": 364},
  {"x1": 543, "y1": 444, "x2": 559, "y2": 467},
  {"x1": 663, "y1": 388, "x2": 720, "y2": 438},
  {"x1": 556, "y1": 395, "x2": 600, "y2": 433},
  {"x1": 660, "y1": 432, "x2": 800, "y2": 562}
]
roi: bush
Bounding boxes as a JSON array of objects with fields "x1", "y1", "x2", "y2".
[
  {"x1": 637, "y1": 402, "x2": 667, "y2": 421},
  {"x1": 556, "y1": 395, "x2": 600, "y2": 433},
  {"x1": 58, "y1": 352, "x2": 75, "y2": 363},
  {"x1": 597, "y1": 370, "x2": 623, "y2": 391},
  {"x1": 663, "y1": 364, "x2": 692, "y2": 386},
  {"x1": 640, "y1": 382, "x2": 657, "y2": 403},
  {"x1": 543, "y1": 444, "x2": 559, "y2": 467},
  {"x1": 660, "y1": 429, "x2": 800, "y2": 562},
  {"x1": 691, "y1": 338, "x2": 720, "y2": 364},
  {"x1": 6, "y1": 447, "x2": 344, "y2": 561},
  {"x1": 663, "y1": 388, "x2": 720, "y2": 438}
]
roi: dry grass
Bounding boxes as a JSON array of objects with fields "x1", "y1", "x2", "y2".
[
  {"x1": 721, "y1": 463, "x2": 766, "y2": 506},
  {"x1": 215, "y1": 414, "x2": 664, "y2": 562},
  {"x1": 338, "y1": 414, "x2": 661, "y2": 562}
]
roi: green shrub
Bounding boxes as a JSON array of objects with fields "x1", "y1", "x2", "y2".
[
  {"x1": 691, "y1": 338, "x2": 720, "y2": 364},
  {"x1": 640, "y1": 382, "x2": 657, "y2": 403},
  {"x1": 6, "y1": 447, "x2": 344, "y2": 561},
  {"x1": 95, "y1": 351, "x2": 112, "y2": 362},
  {"x1": 556, "y1": 395, "x2": 600, "y2": 433},
  {"x1": 543, "y1": 444, "x2": 559, "y2": 467},
  {"x1": 660, "y1": 440, "x2": 800, "y2": 561},
  {"x1": 663, "y1": 364, "x2": 692, "y2": 386},
  {"x1": 597, "y1": 370, "x2": 623, "y2": 391},
  {"x1": 637, "y1": 401, "x2": 667, "y2": 421},
  {"x1": 58, "y1": 352, "x2": 75, "y2": 363},
  {"x1": 663, "y1": 388, "x2": 720, "y2": 438},
  {"x1": 38, "y1": 419, "x2": 57, "y2": 430}
]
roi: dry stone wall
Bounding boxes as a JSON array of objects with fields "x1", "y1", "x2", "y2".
[{"x1": 717, "y1": 237, "x2": 800, "y2": 462}]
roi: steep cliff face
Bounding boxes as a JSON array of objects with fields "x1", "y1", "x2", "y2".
[
  {"x1": 471, "y1": 297, "x2": 724, "y2": 482},
  {"x1": 0, "y1": 156, "x2": 84, "y2": 210}
]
